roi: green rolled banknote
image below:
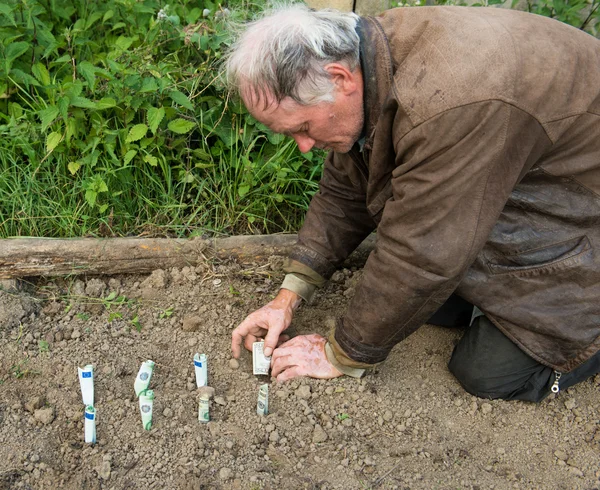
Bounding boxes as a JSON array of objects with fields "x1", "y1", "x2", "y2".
[
  {"x1": 139, "y1": 390, "x2": 155, "y2": 430},
  {"x1": 134, "y1": 360, "x2": 155, "y2": 396}
]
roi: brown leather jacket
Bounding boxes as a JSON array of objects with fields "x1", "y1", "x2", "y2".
[{"x1": 285, "y1": 6, "x2": 600, "y2": 373}]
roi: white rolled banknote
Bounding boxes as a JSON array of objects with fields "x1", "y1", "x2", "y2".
[
  {"x1": 78, "y1": 365, "x2": 94, "y2": 406},
  {"x1": 252, "y1": 342, "x2": 271, "y2": 375},
  {"x1": 84, "y1": 405, "x2": 96, "y2": 444},
  {"x1": 194, "y1": 353, "x2": 208, "y2": 387},
  {"x1": 198, "y1": 395, "x2": 210, "y2": 423},
  {"x1": 139, "y1": 390, "x2": 154, "y2": 430},
  {"x1": 257, "y1": 384, "x2": 269, "y2": 416},
  {"x1": 134, "y1": 360, "x2": 155, "y2": 396}
]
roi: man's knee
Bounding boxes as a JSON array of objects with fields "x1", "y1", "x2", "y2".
[
  {"x1": 448, "y1": 316, "x2": 554, "y2": 402},
  {"x1": 448, "y1": 352, "x2": 552, "y2": 402}
]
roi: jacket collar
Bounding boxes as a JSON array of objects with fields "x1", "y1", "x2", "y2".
[{"x1": 357, "y1": 16, "x2": 394, "y2": 152}]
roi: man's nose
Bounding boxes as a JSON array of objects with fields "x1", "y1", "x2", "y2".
[{"x1": 293, "y1": 134, "x2": 315, "y2": 153}]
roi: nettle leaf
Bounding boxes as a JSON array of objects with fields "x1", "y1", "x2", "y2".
[
  {"x1": 6, "y1": 41, "x2": 29, "y2": 61},
  {"x1": 115, "y1": 36, "x2": 136, "y2": 51},
  {"x1": 123, "y1": 149, "x2": 137, "y2": 165},
  {"x1": 147, "y1": 107, "x2": 165, "y2": 135},
  {"x1": 169, "y1": 90, "x2": 194, "y2": 111},
  {"x1": 97, "y1": 98, "x2": 117, "y2": 110},
  {"x1": 0, "y1": 4, "x2": 16, "y2": 27},
  {"x1": 126, "y1": 124, "x2": 148, "y2": 142},
  {"x1": 168, "y1": 118, "x2": 196, "y2": 134},
  {"x1": 68, "y1": 161, "x2": 81, "y2": 175},
  {"x1": 32, "y1": 63, "x2": 51, "y2": 86},
  {"x1": 77, "y1": 61, "x2": 97, "y2": 89},
  {"x1": 57, "y1": 96, "x2": 69, "y2": 120},
  {"x1": 144, "y1": 154, "x2": 158, "y2": 166},
  {"x1": 46, "y1": 132, "x2": 62, "y2": 152},
  {"x1": 70, "y1": 96, "x2": 97, "y2": 109},
  {"x1": 140, "y1": 77, "x2": 158, "y2": 93},
  {"x1": 39, "y1": 106, "x2": 60, "y2": 131}
]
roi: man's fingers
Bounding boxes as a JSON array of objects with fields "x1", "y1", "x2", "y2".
[
  {"x1": 270, "y1": 352, "x2": 294, "y2": 378},
  {"x1": 244, "y1": 334, "x2": 260, "y2": 353},
  {"x1": 276, "y1": 364, "x2": 306, "y2": 382},
  {"x1": 231, "y1": 329, "x2": 244, "y2": 359},
  {"x1": 275, "y1": 334, "x2": 290, "y2": 347},
  {"x1": 263, "y1": 326, "x2": 285, "y2": 357}
]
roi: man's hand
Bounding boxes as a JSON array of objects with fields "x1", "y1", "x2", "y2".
[
  {"x1": 271, "y1": 334, "x2": 343, "y2": 382},
  {"x1": 231, "y1": 289, "x2": 302, "y2": 359}
]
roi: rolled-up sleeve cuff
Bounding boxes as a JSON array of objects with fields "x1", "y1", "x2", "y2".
[
  {"x1": 325, "y1": 342, "x2": 366, "y2": 378},
  {"x1": 280, "y1": 274, "x2": 317, "y2": 303}
]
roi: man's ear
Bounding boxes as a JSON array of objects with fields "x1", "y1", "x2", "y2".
[{"x1": 324, "y1": 63, "x2": 360, "y2": 95}]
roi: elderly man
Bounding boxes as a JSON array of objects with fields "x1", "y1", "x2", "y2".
[{"x1": 225, "y1": 4, "x2": 600, "y2": 401}]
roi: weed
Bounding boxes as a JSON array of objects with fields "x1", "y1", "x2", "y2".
[
  {"x1": 159, "y1": 306, "x2": 174, "y2": 319},
  {"x1": 0, "y1": 0, "x2": 322, "y2": 239},
  {"x1": 38, "y1": 340, "x2": 49, "y2": 353},
  {"x1": 11, "y1": 359, "x2": 38, "y2": 379},
  {"x1": 76, "y1": 312, "x2": 90, "y2": 321}
]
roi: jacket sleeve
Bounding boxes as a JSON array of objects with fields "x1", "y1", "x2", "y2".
[
  {"x1": 334, "y1": 100, "x2": 550, "y2": 365},
  {"x1": 287, "y1": 149, "x2": 378, "y2": 280}
]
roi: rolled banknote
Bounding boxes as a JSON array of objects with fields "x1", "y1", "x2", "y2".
[
  {"x1": 257, "y1": 384, "x2": 269, "y2": 416},
  {"x1": 252, "y1": 342, "x2": 271, "y2": 376},
  {"x1": 198, "y1": 395, "x2": 210, "y2": 423},
  {"x1": 78, "y1": 365, "x2": 94, "y2": 406},
  {"x1": 134, "y1": 360, "x2": 155, "y2": 396},
  {"x1": 139, "y1": 390, "x2": 154, "y2": 430},
  {"x1": 84, "y1": 405, "x2": 96, "y2": 443},
  {"x1": 194, "y1": 353, "x2": 208, "y2": 387}
]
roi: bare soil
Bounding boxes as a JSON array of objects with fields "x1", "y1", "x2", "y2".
[{"x1": 0, "y1": 258, "x2": 599, "y2": 490}]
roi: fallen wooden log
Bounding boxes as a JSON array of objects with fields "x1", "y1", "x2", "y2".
[{"x1": 0, "y1": 235, "x2": 375, "y2": 279}]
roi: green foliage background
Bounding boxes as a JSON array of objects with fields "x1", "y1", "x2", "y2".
[
  {"x1": 0, "y1": 0, "x2": 598, "y2": 238},
  {"x1": 0, "y1": 0, "x2": 322, "y2": 237}
]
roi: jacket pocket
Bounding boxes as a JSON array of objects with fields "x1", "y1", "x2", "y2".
[{"x1": 487, "y1": 235, "x2": 592, "y2": 276}]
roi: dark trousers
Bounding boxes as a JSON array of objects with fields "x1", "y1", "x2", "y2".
[{"x1": 428, "y1": 295, "x2": 600, "y2": 403}]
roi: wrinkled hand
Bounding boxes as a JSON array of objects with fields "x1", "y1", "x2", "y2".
[
  {"x1": 271, "y1": 334, "x2": 343, "y2": 382},
  {"x1": 231, "y1": 289, "x2": 302, "y2": 358}
]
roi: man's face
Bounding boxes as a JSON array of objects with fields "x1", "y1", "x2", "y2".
[{"x1": 241, "y1": 66, "x2": 364, "y2": 154}]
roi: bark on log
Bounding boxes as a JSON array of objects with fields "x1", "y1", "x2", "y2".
[{"x1": 0, "y1": 235, "x2": 375, "y2": 279}]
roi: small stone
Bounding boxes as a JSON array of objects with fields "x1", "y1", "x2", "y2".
[
  {"x1": 481, "y1": 403, "x2": 493, "y2": 414},
  {"x1": 554, "y1": 450, "x2": 568, "y2": 461},
  {"x1": 71, "y1": 330, "x2": 81, "y2": 340},
  {"x1": 214, "y1": 396, "x2": 226, "y2": 406},
  {"x1": 219, "y1": 467, "x2": 233, "y2": 480},
  {"x1": 24, "y1": 396, "x2": 44, "y2": 414},
  {"x1": 568, "y1": 467, "x2": 584, "y2": 477},
  {"x1": 383, "y1": 410, "x2": 393, "y2": 422},
  {"x1": 564, "y1": 399, "x2": 576, "y2": 410},
  {"x1": 312, "y1": 425, "x2": 328, "y2": 443},
  {"x1": 229, "y1": 359, "x2": 239, "y2": 370},
  {"x1": 34, "y1": 407, "x2": 55, "y2": 425},
  {"x1": 296, "y1": 385, "x2": 311, "y2": 400},
  {"x1": 496, "y1": 447, "x2": 505, "y2": 455},
  {"x1": 98, "y1": 460, "x2": 111, "y2": 480},
  {"x1": 163, "y1": 408, "x2": 173, "y2": 418},
  {"x1": 187, "y1": 338, "x2": 197, "y2": 347},
  {"x1": 269, "y1": 430, "x2": 280, "y2": 443},
  {"x1": 208, "y1": 422, "x2": 221, "y2": 437},
  {"x1": 198, "y1": 386, "x2": 215, "y2": 399},
  {"x1": 182, "y1": 316, "x2": 202, "y2": 332}
]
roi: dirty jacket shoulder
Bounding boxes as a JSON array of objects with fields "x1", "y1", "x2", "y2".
[{"x1": 288, "y1": 7, "x2": 600, "y2": 372}]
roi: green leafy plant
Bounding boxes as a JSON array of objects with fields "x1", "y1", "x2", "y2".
[
  {"x1": 0, "y1": 0, "x2": 322, "y2": 239},
  {"x1": 159, "y1": 306, "x2": 174, "y2": 318}
]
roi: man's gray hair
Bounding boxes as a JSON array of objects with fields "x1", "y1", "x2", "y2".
[{"x1": 225, "y1": 3, "x2": 360, "y2": 106}]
